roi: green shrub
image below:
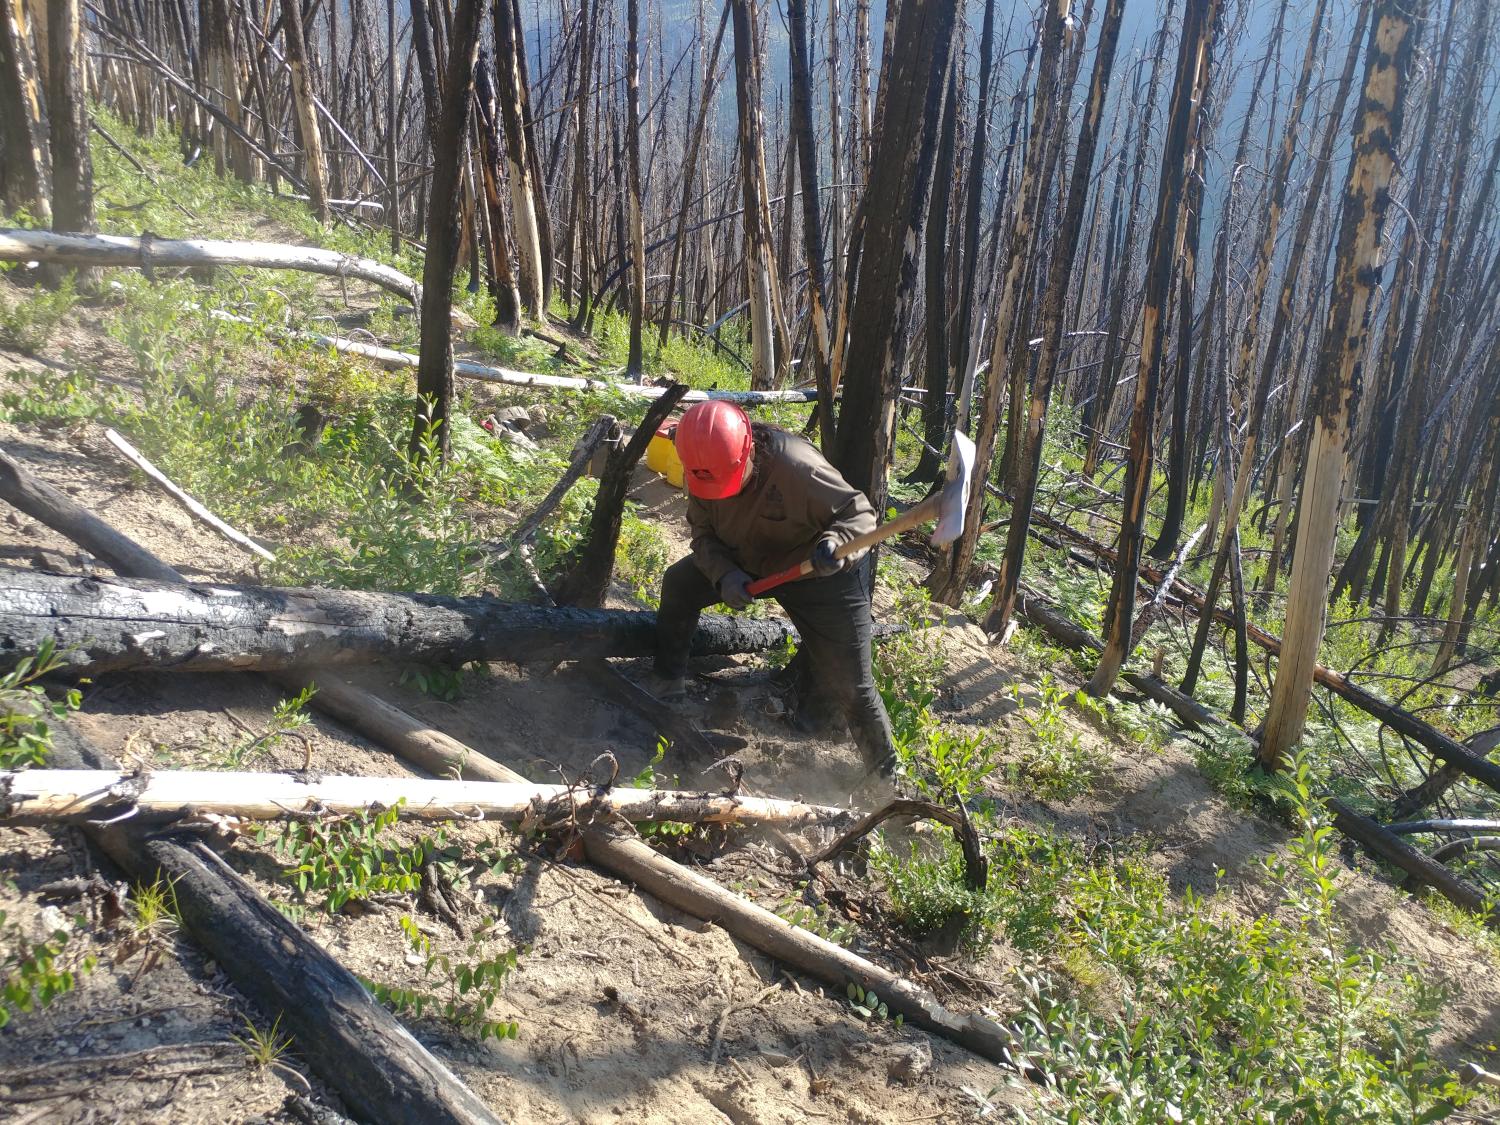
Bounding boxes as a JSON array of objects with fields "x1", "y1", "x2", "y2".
[
  {"x1": 996, "y1": 752, "x2": 1474, "y2": 1122},
  {"x1": 0, "y1": 907, "x2": 94, "y2": 1027},
  {"x1": 0, "y1": 639, "x2": 81, "y2": 769},
  {"x1": 0, "y1": 275, "x2": 77, "y2": 354},
  {"x1": 364, "y1": 914, "x2": 520, "y2": 1042},
  {"x1": 871, "y1": 833, "x2": 1000, "y2": 954},
  {"x1": 261, "y1": 800, "x2": 457, "y2": 914}
]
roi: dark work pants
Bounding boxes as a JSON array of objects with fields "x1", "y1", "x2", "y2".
[{"x1": 655, "y1": 555, "x2": 896, "y2": 770}]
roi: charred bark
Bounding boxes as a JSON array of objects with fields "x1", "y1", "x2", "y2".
[{"x1": 0, "y1": 569, "x2": 804, "y2": 676}]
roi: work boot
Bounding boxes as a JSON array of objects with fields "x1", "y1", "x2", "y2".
[{"x1": 643, "y1": 667, "x2": 689, "y2": 702}]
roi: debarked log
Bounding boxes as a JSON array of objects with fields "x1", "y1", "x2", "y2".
[
  {"x1": 0, "y1": 228, "x2": 421, "y2": 305},
  {"x1": 0, "y1": 769, "x2": 856, "y2": 830},
  {"x1": 206, "y1": 311, "x2": 820, "y2": 404},
  {"x1": 581, "y1": 826, "x2": 1015, "y2": 1062},
  {"x1": 0, "y1": 569, "x2": 798, "y2": 675}
]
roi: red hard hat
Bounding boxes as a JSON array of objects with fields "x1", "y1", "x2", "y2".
[{"x1": 674, "y1": 400, "x2": 753, "y2": 499}]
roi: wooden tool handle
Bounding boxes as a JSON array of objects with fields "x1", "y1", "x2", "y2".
[
  {"x1": 745, "y1": 493, "x2": 941, "y2": 598},
  {"x1": 746, "y1": 560, "x2": 812, "y2": 597}
]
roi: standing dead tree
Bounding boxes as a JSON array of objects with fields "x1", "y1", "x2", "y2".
[
  {"x1": 1260, "y1": 0, "x2": 1419, "y2": 769},
  {"x1": 0, "y1": 0, "x2": 51, "y2": 222},
  {"x1": 832, "y1": 0, "x2": 961, "y2": 523},
  {"x1": 556, "y1": 384, "x2": 690, "y2": 606},
  {"x1": 280, "y1": 0, "x2": 330, "y2": 222},
  {"x1": 983, "y1": 0, "x2": 1127, "y2": 637},
  {"x1": 929, "y1": 0, "x2": 1067, "y2": 609},
  {"x1": 411, "y1": 0, "x2": 483, "y2": 461},
  {"x1": 43, "y1": 0, "x2": 96, "y2": 289},
  {"x1": 1088, "y1": 0, "x2": 1222, "y2": 698},
  {"x1": 492, "y1": 0, "x2": 547, "y2": 319},
  {"x1": 786, "y1": 0, "x2": 836, "y2": 444},
  {"x1": 729, "y1": 0, "x2": 782, "y2": 389},
  {"x1": 1180, "y1": 0, "x2": 1356, "y2": 697},
  {"x1": 624, "y1": 0, "x2": 649, "y2": 376}
]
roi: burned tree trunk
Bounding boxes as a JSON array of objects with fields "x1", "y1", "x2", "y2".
[
  {"x1": 0, "y1": 0, "x2": 51, "y2": 221},
  {"x1": 834, "y1": 0, "x2": 960, "y2": 550},
  {"x1": 0, "y1": 568, "x2": 803, "y2": 676},
  {"x1": 412, "y1": 0, "x2": 483, "y2": 461},
  {"x1": 53, "y1": 736, "x2": 504, "y2": 1125},
  {"x1": 1078, "y1": 0, "x2": 1177, "y2": 480},
  {"x1": 929, "y1": 0, "x2": 1067, "y2": 608},
  {"x1": 201, "y1": 0, "x2": 250, "y2": 180},
  {"x1": 983, "y1": 0, "x2": 1126, "y2": 636},
  {"x1": 473, "y1": 55, "x2": 524, "y2": 333},
  {"x1": 787, "y1": 0, "x2": 836, "y2": 445},
  {"x1": 492, "y1": 0, "x2": 546, "y2": 318},
  {"x1": 623, "y1": 0, "x2": 647, "y2": 376},
  {"x1": 1260, "y1": 0, "x2": 1418, "y2": 769},
  {"x1": 658, "y1": 0, "x2": 729, "y2": 352},
  {"x1": 1088, "y1": 0, "x2": 1221, "y2": 698},
  {"x1": 1180, "y1": 0, "x2": 1357, "y2": 696},
  {"x1": 910, "y1": 66, "x2": 959, "y2": 486},
  {"x1": 729, "y1": 0, "x2": 781, "y2": 390},
  {"x1": 556, "y1": 385, "x2": 688, "y2": 606},
  {"x1": 280, "y1": 0, "x2": 330, "y2": 223},
  {"x1": 45, "y1": 0, "x2": 98, "y2": 290}
]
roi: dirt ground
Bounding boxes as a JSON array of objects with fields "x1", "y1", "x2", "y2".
[{"x1": 3, "y1": 284, "x2": 1500, "y2": 1123}]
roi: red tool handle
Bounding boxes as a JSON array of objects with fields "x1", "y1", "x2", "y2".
[{"x1": 746, "y1": 560, "x2": 812, "y2": 597}]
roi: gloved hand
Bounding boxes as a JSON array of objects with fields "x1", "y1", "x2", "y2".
[
  {"x1": 810, "y1": 536, "x2": 845, "y2": 578},
  {"x1": 718, "y1": 568, "x2": 754, "y2": 609}
]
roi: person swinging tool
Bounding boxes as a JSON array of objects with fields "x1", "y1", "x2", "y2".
[{"x1": 653, "y1": 400, "x2": 898, "y2": 776}]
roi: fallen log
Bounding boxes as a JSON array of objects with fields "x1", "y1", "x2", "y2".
[
  {"x1": 209, "y1": 312, "x2": 819, "y2": 404},
  {"x1": 50, "y1": 736, "x2": 501, "y2": 1124},
  {"x1": 0, "y1": 447, "x2": 182, "y2": 584},
  {"x1": 1327, "y1": 798, "x2": 1495, "y2": 926},
  {"x1": 1020, "y1": 509, "x2": 1500, "y2": 797},
  {"x1": 1384, "y1": 818, "x2": 1500, "y2": 836},
  {"x1": 103, "y1": 428, "x2": 276, "y2": 562},
  {"x1": 0, "y1": 228, "x2": 420, "y2": 306},
  {"x1": 281, "y1": 676, "x2": 1017, "y2": 1064},
  {"x1": 1016, "y1": 593, "x2": 1222, "y2": 731},
  {"x1": 580, "y1": 826, "x2": 1013, "y2": 1061},
  {"x1": 0, "y1": 768, "x2": 855, "y2": 830},
  {"x1": 0, "y1": 569, "x2": 798, "y2": 676}
]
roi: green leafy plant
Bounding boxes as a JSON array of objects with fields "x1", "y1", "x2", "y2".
[
  {"x1": 1006, "y1": 674, "x2": 1108, "y2": 799},
  {"x1": 0, "y1": 909, "x2": 95, "y2": 1027},
  {"x1": 0, "y1": 638, "x2": 81, "y2": 769},
  {"x1": 629, "y1": 738, "x2": 693, "y2": 839},
  {"x1": 261, "y1": 801, "x2": 457, "y2": 914},
  {"x1": 226, "y1": 684, "x2": 316, "y2": 767},
  {"x1": 0, "y1": 274, "x2": 77, "y2": 354},
  {"x1": 776, "y1": 887, "x2": 855, "y2": 947},
  {"x1": 399, "y1": 664, "x2": 466, "y2": 702},
  {"x1": 364, "y1": 914, "x2": 520, "y2": 1041},
  {"x1": 870, "y1": 833, "x2": 1000, "y2": 955},
  {"x1": 992, "y1": 750, "x2": 1473, "y2": 1122},
  {"x1": 0, "y1": 365, "x2": 120, "y2": 425},
  {"x1": 845, "y1": 980, "x2": 903, "y2": 1026}
]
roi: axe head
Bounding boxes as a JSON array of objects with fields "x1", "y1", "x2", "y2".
[{"x1": 930, "y1": 431, "x2": 975, "y2": 547}]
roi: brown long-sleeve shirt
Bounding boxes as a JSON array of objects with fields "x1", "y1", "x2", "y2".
[{"x1": 686, "y1": 424, "x2": 877, "y2": 583}]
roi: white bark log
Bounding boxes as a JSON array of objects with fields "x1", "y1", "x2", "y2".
[
  {"x1": 0, "y1": 769, "x2": 855, "y2": 830},
  {"x1": 103, "y1": 428, "x2": 275, "y2": 562},
  {"x1": 206, "y1": 313, "x2": 818, "y2": 404},
  {"x1": 0, "y1": 228, "x2": 420, "y2": 305}
]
